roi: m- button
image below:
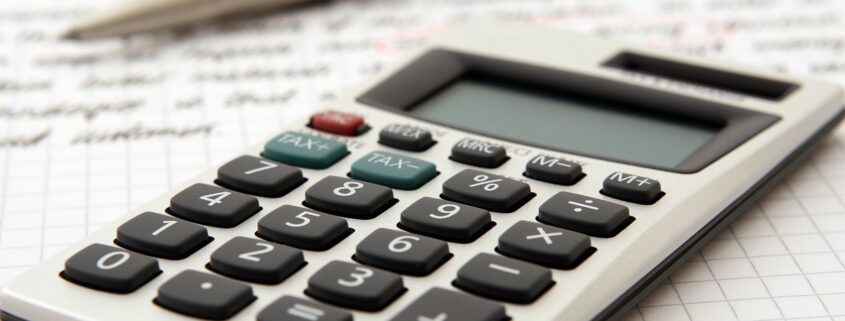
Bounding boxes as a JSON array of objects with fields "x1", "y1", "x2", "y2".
[
  {"x1": 450, "y1": 138, "x2": 508, "y2": 168},
  {"x1": 601, "y1": 172, "x2": 663, "y2": 204}
]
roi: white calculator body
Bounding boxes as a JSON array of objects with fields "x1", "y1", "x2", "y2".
[{"x1": 2, "y1": 20, "x2": 843, "y2": 321}]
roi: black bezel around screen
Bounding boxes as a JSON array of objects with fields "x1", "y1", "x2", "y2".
[{"x1": 356, "y1": 49, "x2": 780, "y2": 173}]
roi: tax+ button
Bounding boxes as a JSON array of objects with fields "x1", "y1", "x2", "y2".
[
  {"x1": 601, "y1": 172, "x2": 663, "y2": 204},
  {"x1": 350, "y1": 151, "x2": 437, "y2": 190},
  {"x1": 263, "y1": 131, "x2": 348, "y2": 169}
]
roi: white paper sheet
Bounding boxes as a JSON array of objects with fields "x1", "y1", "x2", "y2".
[{"x1": 1, "y1": 0, "x2": 844, "y2": 320}]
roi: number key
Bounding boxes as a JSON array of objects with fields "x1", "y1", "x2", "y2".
[
  {"x1": 442, "y1": 169, "x2": 532, "y2": 212},
  {"x1": 390, "y1": 288, "x2": 506, "y2": 321},
  {"x1": 116, "y1": 212, "x2": 210, "y2": 259},
  {"x1": 216, "y1": 155, "x2": 305, "y2": 197},
  {"x1": 304, "y1": 176, "x2": 394, "y2": 219},
  {"x1": 169, "y1": 183, "x2": 260, "y2": 227},
  {"x1": 355, "y1": 228, "x2": 450, "y2": 276},
  {"x1": 207, "y1": 236, "x2": 305, "y2": 284},
  {"x1": 306, "y1": 261, "x2": 405, "y2": 311},
  {"x1": 399, "y1": 197, "x2": 492, "y2": 243},
  {"x1": 257, "y1": 205, "x2": 351, "y2": 251},
  {"x1": 62, "y1": 243, "x2": 160, "y2": 293}
]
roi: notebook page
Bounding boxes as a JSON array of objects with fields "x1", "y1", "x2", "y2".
[{"x1": 1, "y1": 0, "x2": 844, "y2": 320}]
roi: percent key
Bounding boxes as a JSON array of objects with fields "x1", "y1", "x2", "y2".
[{"x1": 441, "y1": 169, "x2": 533, "y2": 213}]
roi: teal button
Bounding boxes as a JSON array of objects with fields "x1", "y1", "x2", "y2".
[
  {"x1": 263, "y1": 131, "x2": 348, "y2": 169},
  {"x1": 350, "y1": 151, "x2": 437, "y2": 190}
]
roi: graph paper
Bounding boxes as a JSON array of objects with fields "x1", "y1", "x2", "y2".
[{"x1": 1, "y1": 0, "x2": 845, "y2": 320}]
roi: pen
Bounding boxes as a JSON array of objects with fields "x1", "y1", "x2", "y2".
[{"x1": 63, "y1": 0, "x2": 318, "y2": 40}]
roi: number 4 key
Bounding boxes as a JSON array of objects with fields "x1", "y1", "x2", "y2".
[{"x1": 169, "y1": 183, "x2": 260, "y2": 227}]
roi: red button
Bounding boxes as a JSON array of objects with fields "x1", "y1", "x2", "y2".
[{"x1": 310, "y1": 110, "x2": 367, "y2": 136}]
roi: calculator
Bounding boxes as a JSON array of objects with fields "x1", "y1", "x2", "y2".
[{"x1": 2, "y1": 20, "x2": 844, "y2": 321}]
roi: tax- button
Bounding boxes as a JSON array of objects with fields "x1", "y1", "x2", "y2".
[
  {"x1": 450, "y1": 138, "x2": 508, "y2": 168},
  {"x1": 350, "y1": 151, "x2": 437, "y2": 190},
  {"x1": 601, "y1": 172, "x2": 663, "y2": 204},
  {"x1": 263, "y1": 131, "x2": 348, "y2": 169},
  {"x1": 310, "y1": 110, "x2": 368, "y2": 136},
  {"x1": 442, "y1": 169, "x2": 532, "y2": 213},
  {"x1": 538, "y1": 192, "x2": 632, "y2": 237}
]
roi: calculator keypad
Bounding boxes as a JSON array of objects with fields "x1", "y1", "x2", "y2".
[
  {"x1": 116, "y1": 212, "x2": 211, "y2": 259},
  {"x1": 62, "y1": 244, "x2": 160, "y2": 293},
  {"x1": 442, "y1": 169, "x2": 533, "y2": 212},
  {"x1": 306, "y1": 260, "x2": 405, "y2": 311},
  {"x1": 207, "y1": 236, "x2": 305, "y2": 284},
  {"x1": 216, "y1": 155, "x2": 305, "y2": 197},
  {"x1": 258, "y1": 296, "x2": 353, "y2": 321},
  {"x1": 304, "y1": 176, "x2": 394, "y2": 219},
  {"x1": 263, "y1": 131, "x2": 349, "y2": 169},
  {"x1": 155, "y1": 270, "x2": 255, "y2": 320},
  {"x1": 349, "y1": 151, "x2": 437, "y2": 190},
  {"x1": 390, "y1": 288, "x2": 506, "y2": 321},
  {"x1": 257, "y1": 205, "x2": 351, "y2": 251},
  {"x1": 497, "y1": 221, "x2": 592, "y2": 269},
  {"x1": 354, "y1": 228, "x2": 450, "y2": 276},
  {"x1": 454, "y1": 253, "x2": 553, "y2": 304},
  {"x1": 399, "y1": 197, "x2": 493, "y2": 243},
  {"x1": 169, "y1": 183, "x2": 260, "y2": 228},
  {"x1": 538, "y1": 191, "x2": 632, "y2": 237}
]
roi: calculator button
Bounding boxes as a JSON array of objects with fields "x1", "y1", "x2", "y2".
[
  {"x1": 310, "y1": 110, "x2": 368, "y2": 136},
  {"x1": 62, "y1": 243, "x2": 160, "y2": 293},
  {"x1": 454, "y1": 253, "x2": 553, "y2": 303},
  {"x1": 450, "y1": 138, "x2": 508, "y2": 168},
  {"x1": 216, "y1": 155, "x2": 305, "y2": 197},
  {"x1": 601, "y1": 172, "x2": 664, "y2": 204},
  {"x1": 355, "y1": 228, "x2": 450, "y2": 276},
  {"x1": 207, "y1": 236, "x2": 305, "y2": 284},
  {"x1": 169, "y1": 183, "x2": 260, "y2": 228},
  {"x1": 379, "y1": 124, "x2": 435, "y2": 151},
  {"x1": 306, "y1": 260, "x2": 405, "y2": 311},
  {"x1": 350, "y1": 151, "x2": 438, "y2": 190},
  {"x1": 390, "y1": 287, "x2": 506, "y2": 321},
  {"x1": 257, "y1": 205, "x2": 351, "y2": 250},
  {"x1": 441, "y1": 169, "x2": 532, "y2": 212},
  {"x1": 156, "y1": 270, "x2": 255, "y2": 320},
  {"x1": 258, "y1": 295, "x2": 352, "y2": 321},
  {"x1": 116, "y1": 212, "x2": 211, "y2": 259},
  {"x1": 263, "y1": 131, "x2": 349, "y2": 169},
  {"x1": 304, "y1": 176, "x2": 394, "y2": 219},
  {"x1": 399, "y1": 197, "x2": 493, "y2": 243},
  {"x1": 524, "y1": 154, "x2": 584, "y2": 185},
  {"x1": 538, "y1": 191, "x2": 632, "y2": 237},
  {"x1": 497, "y1": 221, "x2": 592, "y2": 269}
]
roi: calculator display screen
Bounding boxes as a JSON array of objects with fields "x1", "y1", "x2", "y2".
[{"x1": 411, "y1": 78, "x2": 721, "y2": 168}]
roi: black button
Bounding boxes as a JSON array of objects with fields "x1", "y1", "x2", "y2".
[
  {"x1": 257, "y1": 205, "x2": 351, "y2": 251},
  {"x1": 538, "y1": 191, "x2": 632, "y2": 237},
  {"x1": 497, "y1": 221, "x2": 593, "y2": 269},
  {"x1": 216, "y1": 155, "x2": 305, "y2": 197},
  {"x1": 306, "y1": 260, "x2": 405, "y2": 311},
  {"x1": 450, "y1": 138, "x2": 507, "y2": 168},
  {"x1": 116, "y1": 212, "x2": 211, "y2": 259},
  {"x1": 258, "y1": 295, "x2": 352, "y2": 321},
  {"x1": 207, "y1": 236, "x2": 305, "y2": 284},
  {"x1": 355, "y1": 228, "x2": 450, "y2": 276},
  {"x1": 62, "y1": 243, "x2": 160, "y2": 293},
  {"x1": 379, "y1": 124, "x2": 436, "y2": 151},
  {"x1": 524, "y1": 154, "x2": 584, "y2": 185},
  {"x1": 441, "y1": 169, "x2": 533, "y2": 212},
  {"x1": 155, "y1": 270, "x2": 255, "y2": 320},
  {"x1": 390, "y1": 287, "x2": 506, "y2": 321},
  {"x1": 399, "y1": 197, "x2": 493, "y2": 243},
  {"x1": 169, "y1": 183, "x2": 261, "y2": 227},
  {"x1": 454, "y1": 253, "x2": 553, "y2": 303},
  {"x1": 304, "y1": 176, "x2": 394, "y2": 219},
  {"x1": 601, "y1": 172, "x2": 663, "y2": 204}
]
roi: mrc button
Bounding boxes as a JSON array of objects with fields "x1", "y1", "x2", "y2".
[
  {"x1": 450, "y1": 138, "x2": 508, "y2": 168},
  {"x1": 524, "y1": 155, "x2": 584, "y2": 185},
  {"x1": 378, "y1": 124, "x2": 435, "y2": 151},
  {"x1": 601, "y1": 172, "x2": 663, "y2": 204},
  {"x1": 309, "y1": 110, "x2": 369, "y2": 136}
]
